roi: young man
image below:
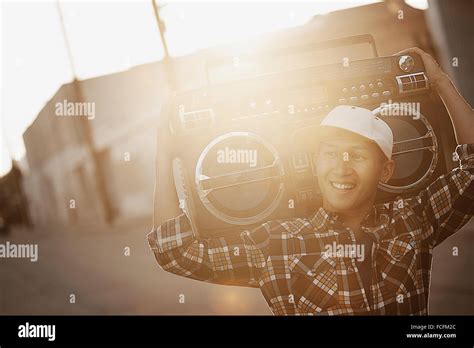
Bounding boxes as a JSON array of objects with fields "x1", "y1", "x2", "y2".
[{"x1": 147, "y1": 48, "x2": 474, "y2": 315}]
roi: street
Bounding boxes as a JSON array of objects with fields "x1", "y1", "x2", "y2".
[{"x1": 1, "y1": 218, "x2": 271, "y2": 315}]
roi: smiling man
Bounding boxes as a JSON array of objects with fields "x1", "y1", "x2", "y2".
[
  {"x1": 147, "y1": 48, "x2": 474, "y2": 315},
  {"x1": 311, "y1": 105, "x2": 395, "y2": 232}
]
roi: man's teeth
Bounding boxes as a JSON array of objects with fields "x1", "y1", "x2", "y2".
[{"x1": 331, "y1": 182, "x2": 355, "y2": 190}]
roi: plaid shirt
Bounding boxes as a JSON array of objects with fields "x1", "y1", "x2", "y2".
[{"x1": 147, "y1": 144, "x2": 474, "y2": 315}]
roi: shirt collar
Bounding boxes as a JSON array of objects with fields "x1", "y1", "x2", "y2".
[
  {"x1": 309, "y1": 206, "x2": 341, "y2": 232},
  {"x1": 309, "y1": 204, "x2": 391, "y2": 240}
]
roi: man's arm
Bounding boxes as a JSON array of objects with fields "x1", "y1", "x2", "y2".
[
  {"x1": 152, "y1": 100, "x2": 181, "y2": 228},
  {"x1": 397, "y1": 47, "x2": 474, "y2": 144},
  {"x1": 407, "y1": 144, "x2": 474, "y2": 247},
  {"x1": 397, "y1": 48, "x2": 474, "y2": 246},
  {"x1": 147, "y1": 213, "x2": 270, "y2": 287}
]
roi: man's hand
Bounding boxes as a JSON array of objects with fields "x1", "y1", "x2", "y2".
[
  {"x1": 395, "y1": 47, "x2": 449, "y2": 88},
  {"x1": 395, "y1": 47, "x2": 473, "y2": 144}
]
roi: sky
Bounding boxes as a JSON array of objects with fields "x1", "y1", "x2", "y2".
[{"x1": 0, "y1": 0, "x2": 427, "y2": 176}]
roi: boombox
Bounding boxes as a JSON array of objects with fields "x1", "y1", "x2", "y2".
[{"x1": 156, "y1": 38, "x2": 457, "y2": 237}]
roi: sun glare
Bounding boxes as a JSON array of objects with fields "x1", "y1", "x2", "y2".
[{"x1": 1, "y1": 0, "x2": 381, "y2": 176}]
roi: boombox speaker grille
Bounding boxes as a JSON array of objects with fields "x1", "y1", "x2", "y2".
[
  {"x1": 374, "y1": 103, "x2": 438, "y2": 194},
  {"x1": 195, "y1": 132, "x2": 285, "y2": 225}
]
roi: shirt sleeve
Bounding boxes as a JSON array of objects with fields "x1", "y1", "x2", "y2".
[
  {"x1": 146, "y1": 213, "x2": 270, "y2": 287},
  {"x1": 407, "y1": 143, "x2": 474, "y2": 247}
]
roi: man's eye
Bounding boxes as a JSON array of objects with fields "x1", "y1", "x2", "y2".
[{"x1": 353, "y1": 153, "x2": 366, "y2": 161}]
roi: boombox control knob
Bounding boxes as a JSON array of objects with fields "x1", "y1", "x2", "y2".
[{"x1": 399, "y1": 55, "x2": 415, "y2": 72}]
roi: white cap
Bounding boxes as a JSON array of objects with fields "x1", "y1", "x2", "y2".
[{"x1": 296, "y1": 105, "x2": 394, "y2": 159}]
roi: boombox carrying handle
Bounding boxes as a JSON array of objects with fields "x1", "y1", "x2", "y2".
[{"x1": 205, "y1": 34, "x2": 378, "y2": 85}]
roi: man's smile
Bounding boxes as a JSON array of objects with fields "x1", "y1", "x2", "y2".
[{"x1": 329, "y1": 180, "x2": 357, "y2": 192}]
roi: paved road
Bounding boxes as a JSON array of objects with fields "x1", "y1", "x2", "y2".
[
  {"x1": 1, "y1": 218, "x2": 472, "y2": 315},
  {"x1": 1, "y1": 219, "x2": 271, "y2": 315}
]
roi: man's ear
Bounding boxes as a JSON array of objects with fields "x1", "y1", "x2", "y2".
[{"x1": 380, "y1": 159, "x2": 395, "y2": 183}]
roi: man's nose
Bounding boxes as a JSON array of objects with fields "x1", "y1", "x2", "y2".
[{"x1": 332, "y1": 154, "x2": 353, "y2": 175}]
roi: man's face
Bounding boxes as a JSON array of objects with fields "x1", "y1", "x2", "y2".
[{"x1": 315, "y1": 133, "x2": 394, "y2": 215}]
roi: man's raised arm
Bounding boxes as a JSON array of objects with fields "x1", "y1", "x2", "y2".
[
  {"x1": 397, "y1": 48, "x2": 474, "y2": 246},
  {"x1": 147, "y1": 213, "x2": 269, "y2": 287}
]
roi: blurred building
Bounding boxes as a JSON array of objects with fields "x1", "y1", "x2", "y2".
[
  {"x1": 23, "y1": 82, "x2": 97, "y2": 227},
  {"x1": 0, "y1": 162, "x2": 30, "y2": 232},
  {"x1": 426, "y1": 0, "x2": 474, "y2": 105},
  {"x1": 21, "y1": 1, "x2": 444, "y2": 228}
]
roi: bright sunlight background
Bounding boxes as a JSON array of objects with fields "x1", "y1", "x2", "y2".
[{"x1": 1, "y1": 0, "x2": 427, "y2": 176}]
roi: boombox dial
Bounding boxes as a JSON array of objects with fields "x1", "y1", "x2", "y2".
[{"x1": 398, "y1": 55, "x2": 415, "y2": 72}]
